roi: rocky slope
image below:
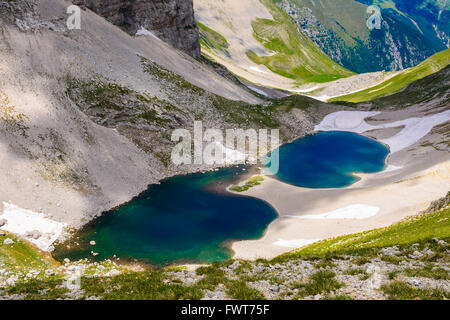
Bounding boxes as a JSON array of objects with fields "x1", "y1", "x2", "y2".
[
  {"x1": 327, "y1": 49, "x2": 450, "y2": 103},
  {"x1": 0, "y1": 0, "x2": 333, "y2": 231},
  {"x1": 73, "y1": 0, "x2": 201, "y2": 58},
  {"x1": 193, "y1": 0, "x2": 355, "y2": 91}
]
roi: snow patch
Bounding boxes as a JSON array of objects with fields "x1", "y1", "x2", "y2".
[
  {"x1": 384, "y1": 165, "x2": 403, "y2": 172},
  {"x1": 315, "y1": 110, "x2": 450, "y2": 153},
  {"x1": 247, "y1": 86, "x2": 269, "y2": 97},
  {"x1": 249, "y1": 66, "x2": 268, "y2": 74},
  {"x1": 315, "y1": 111, "x2": 380, "y2": 133},
  {"x1": 290, "y1": 85, "x2": 319, "y2": 93},
  {"x1": 135, "y1": 27, "x2": 160, "y2": 40},
  {"x1": 0, "y1": 202, "x2": 66, "y2": 251}
]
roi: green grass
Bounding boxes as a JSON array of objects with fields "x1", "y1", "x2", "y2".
[
  {"x1": 247, "y1": 0, "x2": 354, "y2": 85},
  {"x1": 80, "y1": 270, "x2": 203, "y2": 300},
  {"x1": 225, "y1": 280, "x2": 265, "y2": 300},
  {"x1": 197, "y1": 21, "x2": 230, "y2": 57},
  {"x1": 328, "y1": 48, "x2": 450, "y2": 103},
  {"x1": 275, "y1": 207, "x2": 450, "y2": 261},
  {"x1": 403, "y1": 265, "x2": 450, "y2": 280},
  {"x1": 382, "y1": 281, "x2": 450, "y2": 300},
  {"x1": 66, "y1": 78, "x2": 176, "y2": 126},
  {"x1": 230, "y1": 176, "x2": 264, "y2": 192},
  {"x1": 195, "y1": 264, "x2": 265, "y2": 300},
  {"x1": 0, "y1": 233, "x2": 57, "y2": 275},
  {"x1": 291, "y1": 270, "x2": 343, "y2": 298},
  {"x1": 2, "y1": 207, "x2": 449, "y2": 300}
]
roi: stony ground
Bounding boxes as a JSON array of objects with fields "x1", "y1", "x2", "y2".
[
  {"x1": 0, "y1": 228, "x2": 448, "y2": 300},
  {"x1": 164, "y1": 238, "x2": 449, "y2": 300}
]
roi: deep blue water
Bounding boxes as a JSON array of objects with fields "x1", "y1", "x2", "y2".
[
  {"x1": 53, "y1": 166, "x2": 278, "y2": 266},
  {"x1": 54, "y1": 131, "x2": 389, "y2": 265},
  {"x1": 267, "y1": 131, "x2": 389, "y2": 188}
]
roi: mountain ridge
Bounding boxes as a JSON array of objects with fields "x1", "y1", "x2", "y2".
[{"x1": 276, "y1": 0, "x2": 449, "y2": 73}]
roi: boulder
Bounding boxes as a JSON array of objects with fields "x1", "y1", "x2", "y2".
[{"x1": 25, "y1": 230, "x2": 41, "y2": 239}]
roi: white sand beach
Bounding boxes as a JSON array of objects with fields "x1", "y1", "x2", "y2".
[{"x1": 232, "y1": 109, "x2": 450, "y2": 260}]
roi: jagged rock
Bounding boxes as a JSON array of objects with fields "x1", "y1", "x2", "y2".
[
  {"x1": 426, "y1": 191, "x2": 450, "y2": 213},
  {"x1": 0, "y1": 0, "x2": 66, "y2": 32},
  {"x1": 201, "y1": 284, "x2": 230, "y2": 300},
  {"x1": 381, "y1": 246, "x2": 400, "y2": 256},
  {"x1": 227, "y1": 261, "x2": 240, "y2": 270},
  {"x1": 72, "y1": 0, "x2": 201, "y2": 58},
  {"x1": 432, "y1": 238, "x2": 447, "y2": 246},
  {"x1": 0, "y1": 219, "x2": 7, "y2": 228}
]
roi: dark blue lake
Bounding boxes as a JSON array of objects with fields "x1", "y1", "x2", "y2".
[
  {"x1": 54, "y1": 131, "x2": 389, "y2": 265},
  {"x1": 53, "y1": 165, "x2": 277, "y2": 266},
  {"x1": 267, "y1": 131, "x2": 389, "y2": 188}
]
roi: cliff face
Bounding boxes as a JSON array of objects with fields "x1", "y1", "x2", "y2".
[{"x1": 73, "y1": 0, "x2": 201, "y2": 58}]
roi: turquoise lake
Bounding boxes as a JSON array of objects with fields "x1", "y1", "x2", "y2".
[{"x1": 54, "y1": 131, "x2": 389, "y2": 266}]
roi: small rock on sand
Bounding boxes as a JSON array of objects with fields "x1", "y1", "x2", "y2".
[{"x1": 25, "y1": 230, "x2": 42, "y2": 240}]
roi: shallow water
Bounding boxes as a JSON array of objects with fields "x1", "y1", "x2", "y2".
[{"x1": 54, "y1": 131, "x2": 389, "y2": 265}]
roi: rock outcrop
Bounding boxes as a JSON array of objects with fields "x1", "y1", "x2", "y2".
[
  {"x1": 427, "y1": 191, "x2": 450, "y2": 213},
  {"x1": 73, "y1": 0, "x2": 201, "y2": 58}
]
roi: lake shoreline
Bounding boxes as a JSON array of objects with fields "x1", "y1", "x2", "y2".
[{"x1": 231, "y1": 109, "x2": 450, "y2": 260}]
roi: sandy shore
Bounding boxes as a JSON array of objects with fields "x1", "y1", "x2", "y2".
[{"x1": 232, "y1": 109, "x2": 450, "y2": 260}]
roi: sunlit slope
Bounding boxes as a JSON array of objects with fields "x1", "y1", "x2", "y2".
[
  {"x1": 247, "y1": 0, "x2": 355, "y2": 84},
  {"x1": 279, "y1": 0, "x2": 448, "y2": 73},
  {"x1": 194, "y1": 0, "x2": 354, "y2": 89},
  {"x1": 276, "y1": 206, "x2": 450, "y2": 260},
  {"x1": 328, "y1": 49, "x2": 450, "y2": 103}
]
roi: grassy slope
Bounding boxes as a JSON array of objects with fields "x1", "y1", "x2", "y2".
[
  {"x1": 0, "y1": 232, "x2": 59, "y2": 280},
  {"x1": 283, "y1": 0, "x2": 374, "y2": 73},
  {"x1": 2, "y1": 206, "x2": 448, "y2": 300},
  {"x1": 275, "y1": 206, "x2": 450, "y2": 261},
  {"x1": 247, "y1": 0, "x2": 355, "y2": 84},
  {"x1": 197, "y1": 21, "x2": 231, "y2": 57},
  {"x1": 328, "y1": 48, "x2": 450, "y2": 103}
]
